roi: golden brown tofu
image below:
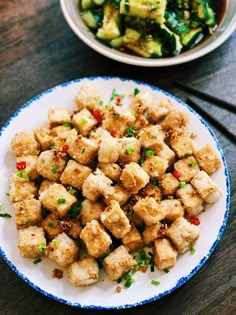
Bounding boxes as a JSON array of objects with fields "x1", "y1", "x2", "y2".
[
  {"x1": 174, "y1": 156, "x2": 200, "y2": 182},
  {"x1": 166, "y1": 217, "x2": 200, "y2": 254},
  {"x1": 75, "y1": 83, "x2": 103, "y2": 111},
  {"x1": 46, "y1": 232, "x2": 79, "y2": 267},
  {"x1": 67, "y1": 135, "x2": 98, "y2": 165},
  {"x1": 156, "y1": 142, "x2": 176, "y2": 166},
  {"x1": 147, "y1": 97, "x2": 173, "y2": 122},
  {"x1": 161, "y1": 110, "x2": 189, "y2": 136},
  {"x1": 129, "y1": 90, "x2": 153, "y2": 113},
  {"x1": 191, "y1": 170, "x2": 221, "y2": 204},
  {"x1": 80, "y1": 199, "x2": 104, "y2": 225},
  {"x1": 80, "y1": 220, "x2": 112, "y2": 258},
  {"x1": 119, "y1": 137, "x2": 141, "y2": 164},
  {"x1": 153, "y1": 238, "x2": 177, "y2": 270},
  {"x1": 72, "y1": 108, "x2": 97, "y2": 136},
  {"x1": 161, "y1": 199, "x2": 184, "y2": 222},
  {"x1": 170, "y1": 132, "x2": 194, "y2": 159},
  {"x1": 37, "y1": 150, "x2": 68, "y2": 181},
  {"x1": 14, "y1": 198, "x2": 42, "y2": 229},
  {"x1": 39, "y1": 183, "x2": 77, "y2": 217},
  {"x1": 104, "y1": 184, "x2": 130, "y2": 206},
  {"x1": 18, "y1": 226, "x2": 46, "y2": 258},
  {"x1": 103, "y1": 245, "x2": 137, "y2": 281},
  {"x1": 60, "y1": 160, "x2": 92, "y2": 190},
  {"x1": 82, "y1": 168, "x2": 114, "y2": 202},
  {"x1": 97, "y1": 162, "x2": 121, "y2": 181},
  {"x1": 139, "y1": 182, "x2": 162, "y2": 203},
  {"x1": 142, "y1": 156, "x2": 168, "y2": 179},
  {"x1": 60, "y1": 218, "x2": 82, "y2": 239},
  {"x1": 98, "y1": 134, "x2": 122, "y2": 163},
  {"x1": 101, "y1": 200, "x2": 131, "y2": 239},
  {"x1": 160, "y1": 173, "x2": 179, "y2": 196},
  {"x1": 9, "y1": 174, "x2": 37, "y2": 203},
  {"x1": 68, "y1": 257, "x2": 99, "y2": 286},
  {"x1": 34, "y1": 127, "x2": 55, "y2": 151},
  {"x1": 11, "y1": 131, "x2": 40, "y2": 156},
  {"x1": 41, "y1": 213, "x2": 62, "y2": 240},
  {"x1": 53, "y1": 129, "x2": 78, "y2": 152},
  {"x1": 48, "y1": 108, "x2": 71, "y2": 127},
  {"x1": 176, "y1": 183, "x2": 204, "y2": 217},
  {"x1": 194, "y1": 145, "x2": 221, "y2": 174},
  {"x1": 133, "y1": 197, "x2": 165, "y2": 226},
  {"x1": 138, "y1": 125, "x2": 164, "y2": 153},
  {"x1": 120, "y1": 162, "x2": 150, "y2": 194},
  {"x1": 122, "y1": 224, "x2": 143, "y2": 251},
  {"x1": 38, "y1": 179, "x2": 56, "y2": 197},
  {"x1": 142, "y1": 222, "x2": 165, "y2": 246}
]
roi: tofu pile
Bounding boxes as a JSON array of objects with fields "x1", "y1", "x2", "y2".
[{"x1": 9, "y1": 83, "x2": 222, "y2": 287}]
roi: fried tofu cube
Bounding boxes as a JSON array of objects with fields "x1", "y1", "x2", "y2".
[
  {"x1": 9, "y1": 174, "x2": 37, "y2": 202},
  {"x1": 60, "y1": 160, "x2": 92, "y2": 190},
  {"x1": 98, "y1": 135, "x2": 122, "y2": 163},
  {"x1": 11, "y1": 131, "x2": 40, "y2": 156},
  {"x1": 133, "y1": 197, "x2": 165, "y2": 226},
  {"x1": 41, "y1": 213, "x2": 62, "y2": 239},
  {"x1": 166, "y1": 217, "x2": 200, "y2": 253},
  {"x1": 142, "y1": 156, "x2": 168, "y2": 179},
  {"x1": 122, "y1": 224, "x2": 143, "y2": 251},
  {"x1": 104, "y1": 184, "x2": 130, "y2": 206},
  {"x1": 191, "y1": 171, "x2": 222, "y2": 204},
  {"x1": 147, "y1": 97, "x2": 173, "y2": 122},
  {"x1": 34, "y1": 127, "x2": 54, "y2": 151},
  {"x1": 97, "y1": 162, "x2": 121, "y2": 181},
  {"x1": 72, "y1": 108, "x2": 97, "y2": 136},
  {"x1": 174, "y1": 156, "x2": 200, "y2": 182},
  {"x1": 170, "y1": 132, "x2": 194, "y2": 159},
  {"x1": 142, "y1": 222, "x2": 165, "y2": 246},
  {"x1": 176, "y1": 183, "x2": 204, "y2": 217},
  {"x1": 101, "y1": 200, "x2": 131, "y2": 239},
  {"x1": 75, "y1": 83, "x2": 103, "y2": 111},
  {"x1": 67, "y1": 135, "x2": 98, "y2": 165},
  {"x1": 46, "y1": 232, "x2": 79, "y2": 267},
  {"x1": 156, "y1": 142, "x2": 176, "y2": 166},
  {"x1": 161, "y1": 199, "x2": 184, "y2": 222},
  {"x1": 133, "y1": 112, "x2": 149, "y2": 129},
  {"x1": 39, "y1": 183, "x2": 77, "y2": 217},
  {"x1": 68, "y1": 257, "x2": 99, "y2": 286},
  {"x1": 139, "y1": 182, "x2": 162, "y2": 203},
  {"x1": 60, "y1": 218, "x2": 82, "y2": 239},
  {"x1": 119, "y1": 137, "x2": 141, "y2": 164},
  {"x1": 120, "y1": 162, "x2": 150, "y2": 194},
  {"x1": 16, "y1": 155, "x2": 39, "y2": 180},
  {"x1": 129, "y1": 90, "x2": 153, "y2": 113},
  {"x1": 103, "y1": 245, "x2": 137, "y2": 281},
  {"x1": 80, "y1": 199, "x2": 104, "y2": 225},
  {"x1": 160, "y1": 173, "x2": 179, "y2": 196},
  {"x1": 82, "y1": 168, "x2": 114, "y2": 202},
  {"x1": 194, "y1": 145, "x2": 221, "y2": 174},
  {"x1": 138, "y1": 125, "x2": 164, "y2": 153},
  {"x1": 53, "y1": 129, "x2": 78, "y2": 151},
  {"x1": 48, "y1": 108, "x2": 71, "y2": 127},
  {"x1": 52, "y1": 124, "x2": 72, "y2": 136},
  {"x1": 153, "y1": 238, "x2": 177, "y2": 270},
  {"x1": 102, "y1": 106, "x2": 135, "y2": 137},
  {"x1": 18, "y1": 226, "x2": 46, "y2": 258},
  {"x1": 161, "y1": 110, "x2": 189, "y2": 136},
  {"x1": 80, "y1": 220, "x2": 112, "y2": 258},
  {"x1": 14, "y1": 198, "x2": 42, "y2": 229},
  {"x1": 37, "y1": 150, "x2": 68, "y2": 180},
  {"x1": 38, "y1": 179, "x2": 56, "y2": 197}
]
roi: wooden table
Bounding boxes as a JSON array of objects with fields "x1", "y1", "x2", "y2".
[{"x1": 0, "y1": 1, "x2": 235, "y2": 314}]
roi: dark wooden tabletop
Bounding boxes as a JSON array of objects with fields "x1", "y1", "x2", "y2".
[{"x1": 0, "y1": 1, "x2": 236, "y2": 314}]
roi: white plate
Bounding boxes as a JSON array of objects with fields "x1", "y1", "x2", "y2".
[{"x1": 0, "y1": 77, "x2": 230, "y2": 309}]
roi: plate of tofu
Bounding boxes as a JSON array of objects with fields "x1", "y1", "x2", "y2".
[{"x1": 0, "y1": 76, "x2": 230, "y2": 309}]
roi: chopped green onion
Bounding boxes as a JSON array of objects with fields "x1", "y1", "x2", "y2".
[
  {"x1": 188, "y1": 159, "x2": 198, "y2": 167},
  {"x1": 184, "y1": 153, "x2": 189, "y2": 158},
  {"x1": 48, "y1": 144, "x2": 54, "y2": 150},
  {"x1": 16, "y1": 168, "x2": 30, "y2": 180},
  {"x1": 63, "y1": 122, "x2": 73, "y2": 128},
  {"x1": 126, "y1": 147, "x2": 135, "y2": 154},
  {"x1": 33, "y1": 258, "x2": 42, "y2": 264},
  {"x1": 51, "y1": 164, "x2": 57, "y2": 174},
  {"x1": 67, "y1": 186, "x2": 77, "y2": 195},
  {"x1": 163, "y1": 268, "x2": 169, "y2": 273},
  {"x1": 105, "y1": 105, "x2": 111, "y2": 111},
  {"x1": 68, "y1": 202, "x2": 82, "y2": 217},
  {"x1": 99, "y1": 100, "x2": 103, "y2": 106},
  {"x1": 0, "y1": 213, "x2": 11, "y2": 218},
  {"x1": 150, "y1": 167, "x2": 156, "y2": 171},
  {"x1": 139, "y1": 158, "x2": 145, "y2": 164},
  {"x1": 81, "y1": 148, "x2": 85, "y2": 154},
  {"x1": 79, "y1": 118, "x2": 88, "y2": 125},
  {"x1": 47, "y1": 221, "x2": 56, "y2": 228},
  {"x1": 151, "y1": 280, "x2": 160, "y2": 286},
  {"x1": 5, "y1": 192, "x2": 10, "y2": 196},
  {"x1": 151, "y1": 135, "x2": 157, "y2": 139},
  {"x1": 145, "y1": 149, "x2": 155, "y2": 157},
  {"x1": 24, "y1": 220, "x2": 31, "y2": 225},
  {"x1": 52, "y1": 240, "x2": 58, "y2": 247},
  {"x1": 127, "y1": 126, "x2": 136, "y2": 137},
  {"x1": 58, "y1": 198, "x2": 66, "y2": 204},
  {"x1": 190, "y1": 246, "x2": 196, "y2": 254},
  {"x1": 39, "y1": 242, "x2": 46, "y2": 253},
  {"x1": 133, "y1": 88, "x2": 140, "y2": 96},
  {"x1": 113, "y1": 112, "x2": 120, "y2": 118},
  {"x1": 179, "y1": 181, "x2": 186, "y2": 188}
]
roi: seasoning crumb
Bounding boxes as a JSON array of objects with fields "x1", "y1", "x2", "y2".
[
  {"x1": 115, "y1": 286, "x2": 122, "y2": 293},
  {"x1": 51, "y1": 268, "x2": 63, "y2": 279}
]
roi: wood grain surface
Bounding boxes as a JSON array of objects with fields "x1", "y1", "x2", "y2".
[{"x1": 0, "y1": 1, "x2": 235, "y2": 314}]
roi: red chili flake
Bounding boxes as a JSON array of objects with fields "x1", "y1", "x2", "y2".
[
  {"x1": 62, "y1": 144, "x2": 68, "y2": 152},
  {"x1": 115, "y1": 286, "x2": 121, "y2": 293},
  {"x1": 135, "y1": 39, "x2": 142, "y2": 45},
  {"x1": 110, "y1": 130, "x2": 116, "y2": 137},
  {"x1": 116, "y1": 97, "x2": 121, "y2": 105},
  {"x1": 93, "y1": 109, "x2": 103, "y2": 124},
  {"x1": 189, "y1": 216, "x2": 200, "y2": 226},
  {"x1": 173, "y1": 169, "x2": 181, "y2": 179},
  {"x1": 16, "y1": 161, "x2": 26, "y2": 171}
]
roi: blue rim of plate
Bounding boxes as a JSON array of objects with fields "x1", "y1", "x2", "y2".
[{"x1": 0, "y1": 76, "x2": 230, "y2": 310}]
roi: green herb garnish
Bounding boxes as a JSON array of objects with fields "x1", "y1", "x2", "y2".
[
  {"x1": 145, "y1": 149, "x2": 155, "y2": 157},
  {"x1": 151, "y1": 280, "x2": 160, "y2": 286},
  {"x1": 179, "y1": 181, "x2": 186, "y2": 188},
  {"x1": 33, "y1": 258, "x2": 42, "y2": 264},
  {"x1": 0, "y1": 213, "x2": 11, "y2": 218},
  {"x1": 81, "y1": 148, "x2": 85, "y2": 154},
  {"x1": 68, "y1": 202, "x2": 82, "y2": 217},
  {"x1": 133, "y1": 88, "x2": 140, "y2": 96},
  {"x1": 126, "y1": 147, "x2": 135, "y2": 154},
  {"x1": 58, "y1": 198, "x2": 66, "y2": 204},
  {"x1": 51, "y1": 164, "x2": 57, "y2": 174}
]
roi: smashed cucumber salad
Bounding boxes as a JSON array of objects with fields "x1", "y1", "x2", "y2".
[{"x1": 79, "y1": 0, "x2": 218, "y2": 58}]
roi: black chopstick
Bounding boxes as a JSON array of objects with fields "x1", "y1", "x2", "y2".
[
  {"x1": 187, "y1": 98, "x2": 236, "y2": 143},
  {"x1": 175, "y1": 80, "x2": 236, "y2": 113}
]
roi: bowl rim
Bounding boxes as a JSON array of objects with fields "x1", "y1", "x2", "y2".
[{"x1": 60, "y1": 0, "x2": 236, "y2": 67}]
